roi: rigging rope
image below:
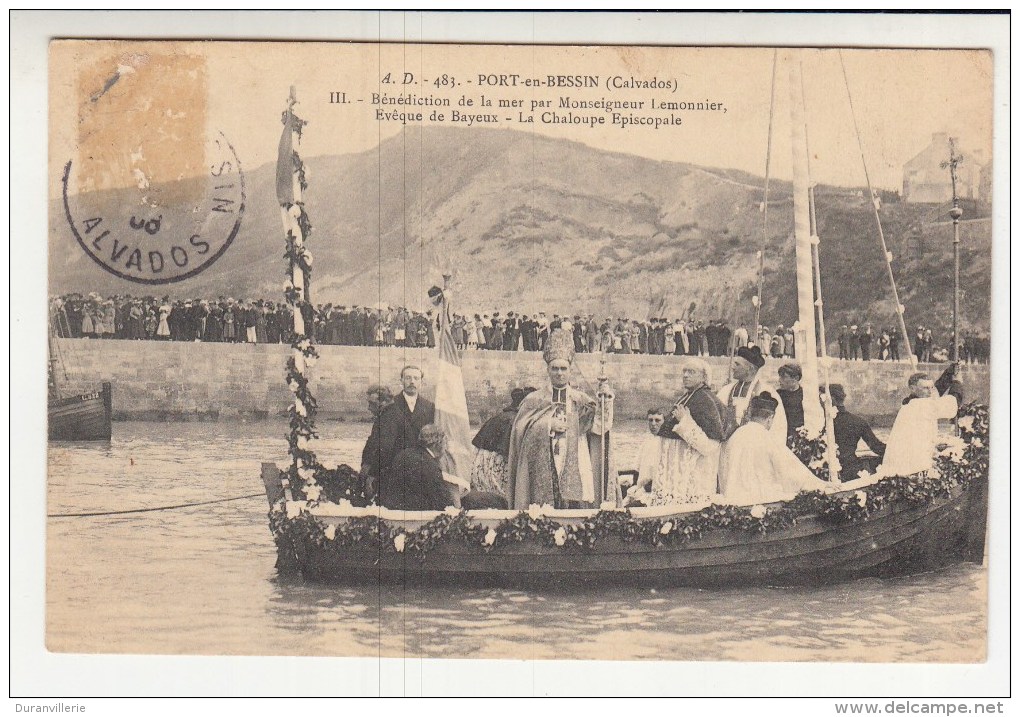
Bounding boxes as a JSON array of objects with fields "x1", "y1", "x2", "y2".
[
  {"x1": 47, "y1": 492, "x2": 265, "y2": 518},
  {"x1": 753, "y1": 49, "x2": 778, "y2": 343},
  {"x1": 838, "y1": 50, "x2": 916, "y2": 366}
]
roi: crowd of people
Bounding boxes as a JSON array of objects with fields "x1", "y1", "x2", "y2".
[
  {"x1": 836, "y1": 323, "x2": 990, "y2": 364},
  {"x1": 359, "y1": 329, "x2": 965, "y2": 514},
  {"x1": 50, "y1": 292, "x2": 988, "y2": 365}
]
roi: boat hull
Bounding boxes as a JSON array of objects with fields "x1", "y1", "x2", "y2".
[
  {"x1": 273, "y1": 478, "x2": 987, "y2": 589},
  {"x1": 48, "y1": 382, "x2": 113, "y2": 441}
]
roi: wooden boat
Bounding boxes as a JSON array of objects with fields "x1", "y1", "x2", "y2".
[
  {"x1": 48, "y1": 382, "x2": 113, "y2": 441},
  {"x1": 259, "y1": 79, "x2": 989, "y2": 591},
  {"x1": 261, "y1": 446, "x2": 988, "y2": 589},
  {"x1": 48, "y1": 316, "x2": 113, "y2": 441}
]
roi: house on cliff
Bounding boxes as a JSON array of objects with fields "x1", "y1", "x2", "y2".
[{"x1": 902, "y1": 132, "x2": 988, "y2": 204}]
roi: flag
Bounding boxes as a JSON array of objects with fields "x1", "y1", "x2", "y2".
[
  {"x1": 276, "y1": 108, "x2": 295, "y2": 207},
  {"x1": 430, "y1": 286, "x2": 473, "y2": 489}
]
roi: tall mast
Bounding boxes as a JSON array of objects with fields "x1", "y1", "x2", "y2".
[
  {"x1": 786, "y1": 51, "x2": 824, "y2": 436},
  {"x1": 753, "y1": 49, "x2": 779, "y2": 343}
]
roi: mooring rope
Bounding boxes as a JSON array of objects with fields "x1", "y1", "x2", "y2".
[
  {"x1": 47, "y1": 492, "x2": 265, "y2": 518},
  {"x1": 753, "y1": 48, "x2": 779, "y2": 342},
  {"x1": 838, "y1": 50, "x2": 916, "y2": 367}
]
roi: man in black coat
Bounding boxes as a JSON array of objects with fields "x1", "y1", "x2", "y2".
[
  {"x1": 776, "y1": 362, "x2": 806, "y2": 443},
  {"x1": 377, "y1": 424, "x2": 452, "y2": 511},
  {"x1": 829, "y1": 384, "x2": 885, "y2": 481},
  {"x1": 374, "y1": 365, "x2": 436, "y2": 477}
]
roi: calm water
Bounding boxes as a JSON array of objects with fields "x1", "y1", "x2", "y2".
[{"x1": 46, "y1": 420, "x2": 986, "y2": 661}]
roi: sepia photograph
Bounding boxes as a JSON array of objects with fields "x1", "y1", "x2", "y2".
[{"x1": 13, "y1": 10, "x2": 1009, "y2": 702}]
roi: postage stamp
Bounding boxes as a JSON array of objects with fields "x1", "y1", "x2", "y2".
[{"x1": 56, "y1": 44, "x2": 244, "y2": 284}]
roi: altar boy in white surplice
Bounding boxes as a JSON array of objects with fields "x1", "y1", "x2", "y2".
[{"x1": 719, "y1": 392, "x2": 833, "y2": 505}]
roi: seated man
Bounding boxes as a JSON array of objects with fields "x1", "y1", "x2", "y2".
[
  {"x1": 359, "y1": 384, "x2": 395, "y2": 496},
  {"x1": 719, "y1": 393, "x2": 834, "y2": 504},
  {"x1": 828, "y1": 383, "x2": 885, "y2": 481},
  {"x1": 376, "y1": 424, "x2": 453, "y2": 512},
  {"x1": 626, "y1": 407, "x2": 667, "y2": 505},
  {"x1": 878, "y1": 366, "x2": 961, "y2": 477}
]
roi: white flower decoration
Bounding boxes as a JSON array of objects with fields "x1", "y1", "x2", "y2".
[
  {"x1": 285, "y1": 501, "x2": 305, "y2": 519},
  {"x1": 297, "y1": 466, "x2": 314, "y2": 481},
  {"x1": 750, "y1": 505, "x2": 767, "y2": 519},
  {"x1": 324, "y1": 524, "x2": 336, "y2": 540},
  {"x1": 855, "y1": 491, "x2": 868, "y2": 508},
  {"x1": 527, "y1": 504, "x2": 545, "y2": 521},
  {"x1": 294, "y1": 400, "x2": 307, "y2": 417},
  {"x1": 302, "y1": 250, "x2": 314, "y2": 267},
  {"x1": 484, "y1": 528, "x2": 497, "y2": 546},
  {"x1": 553, "y1": 527, "x2": 567, "y2": 546},
  {"x1": 393, "y1": 534, "x2": 406, "y2": 553},
  {"x1": 303, "y1": 483, "x2": 321, "y2": 502},
  {"x1": 938, "y1": 436, "x2": 967, "y2": 461},
  {"x1": 288, "y1": 380, "x2": 300, "y2": 393},
  {"x1": 957, "y1": 416, "x2": 974, "y2": 431},
  {"x1": 972, "y1": 438, "x2": 983, "y2": 448},
  {"x1": 659, "y1": 521, "x2": 673, "y2": 535}
]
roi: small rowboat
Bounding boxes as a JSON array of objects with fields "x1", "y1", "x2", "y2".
[{"x1": 261, "y1": 452, "x2": 987, "y2": 589}]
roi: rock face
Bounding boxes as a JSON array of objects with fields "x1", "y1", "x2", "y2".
[{"x1": 50, "y1": 126, "x2": 991, "y2": 338}]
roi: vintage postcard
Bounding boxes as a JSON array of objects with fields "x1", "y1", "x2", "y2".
[{"x1": 16, "y1": 10, "x2": 1009, "y2": 700}]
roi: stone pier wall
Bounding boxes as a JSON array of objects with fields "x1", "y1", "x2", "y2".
[{"x1": 53, "y1": 338, "x2": 991, "y2": 424}]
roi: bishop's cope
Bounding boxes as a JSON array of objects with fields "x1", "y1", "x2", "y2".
[{"x1": 506, "y1": 329, "x2": 621, "y2": 510}]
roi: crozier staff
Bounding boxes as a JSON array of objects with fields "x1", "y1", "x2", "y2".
[{"x1": 506, "y1": 329, "x2": 620, "y2": 510}]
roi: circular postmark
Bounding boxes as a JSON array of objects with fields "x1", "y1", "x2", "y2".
[{"x1": 62, "y1": 131, "x2": 245, "y2": 285}]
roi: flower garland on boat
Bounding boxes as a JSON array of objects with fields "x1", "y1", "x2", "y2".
[
  {"x1": 270, "y1": 403, "x2": 988, "y2": 561},
  {"x1": 788, "y1": 426, "x2": 833, "y2": 480}
]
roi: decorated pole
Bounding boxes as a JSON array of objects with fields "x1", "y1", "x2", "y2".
[
  {"x1": 786, "y1": 52, "x2": 824, "y2": 437},
  {"x1": 429, "y1": 275, "x2": 473, "y2": 501},
  {"x1": 797, "y1": 60, "x2": 840, "y2": 482},
  {"x1": 277, "y1": 86, "x2": 321, "y2": 501},
  {"x1": 598, "y1": 336, "x2": 610, "y2": 500},
  {"x1": 809, "y1": 186, "x2": 841, "y2": 482}
]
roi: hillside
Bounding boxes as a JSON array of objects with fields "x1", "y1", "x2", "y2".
[{"x1": 49, "y1": 126, "x2": 991, "y2": 339}]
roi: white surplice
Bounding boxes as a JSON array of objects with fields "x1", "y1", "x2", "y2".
[
  {"x1": 878, "y1": 394, "x2": 959, "y2": 477},
  {"x1": 718, "y1": 421, "x2": 829, "y2": 505}
]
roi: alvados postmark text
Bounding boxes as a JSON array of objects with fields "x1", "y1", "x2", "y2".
[{"x1": 61, "y1": 48, "x2": 244, "y2": 284}]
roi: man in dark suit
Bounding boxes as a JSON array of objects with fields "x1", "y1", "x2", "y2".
[
  {"x1": 375, "y1": 365, "x2": 436, "y2": 477},
  {"x1": 829, "y1": 384, "x2": 885, "y2": 481},
  {"x1": 377, "y1": 424, "x2": 452, "y2": 511}
]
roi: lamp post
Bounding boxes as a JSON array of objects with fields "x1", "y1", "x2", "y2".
[{"x1": 942, "y1": 138, "x2": 963, "y2": 365}]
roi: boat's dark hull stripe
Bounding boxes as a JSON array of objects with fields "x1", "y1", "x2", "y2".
[{"x1": 288, "y1": 479, "x2": 986, "y2": 587}]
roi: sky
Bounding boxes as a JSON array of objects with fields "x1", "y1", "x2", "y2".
[{"x1": 49, "y1": 42, "x2": 994, "y2": 197}]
